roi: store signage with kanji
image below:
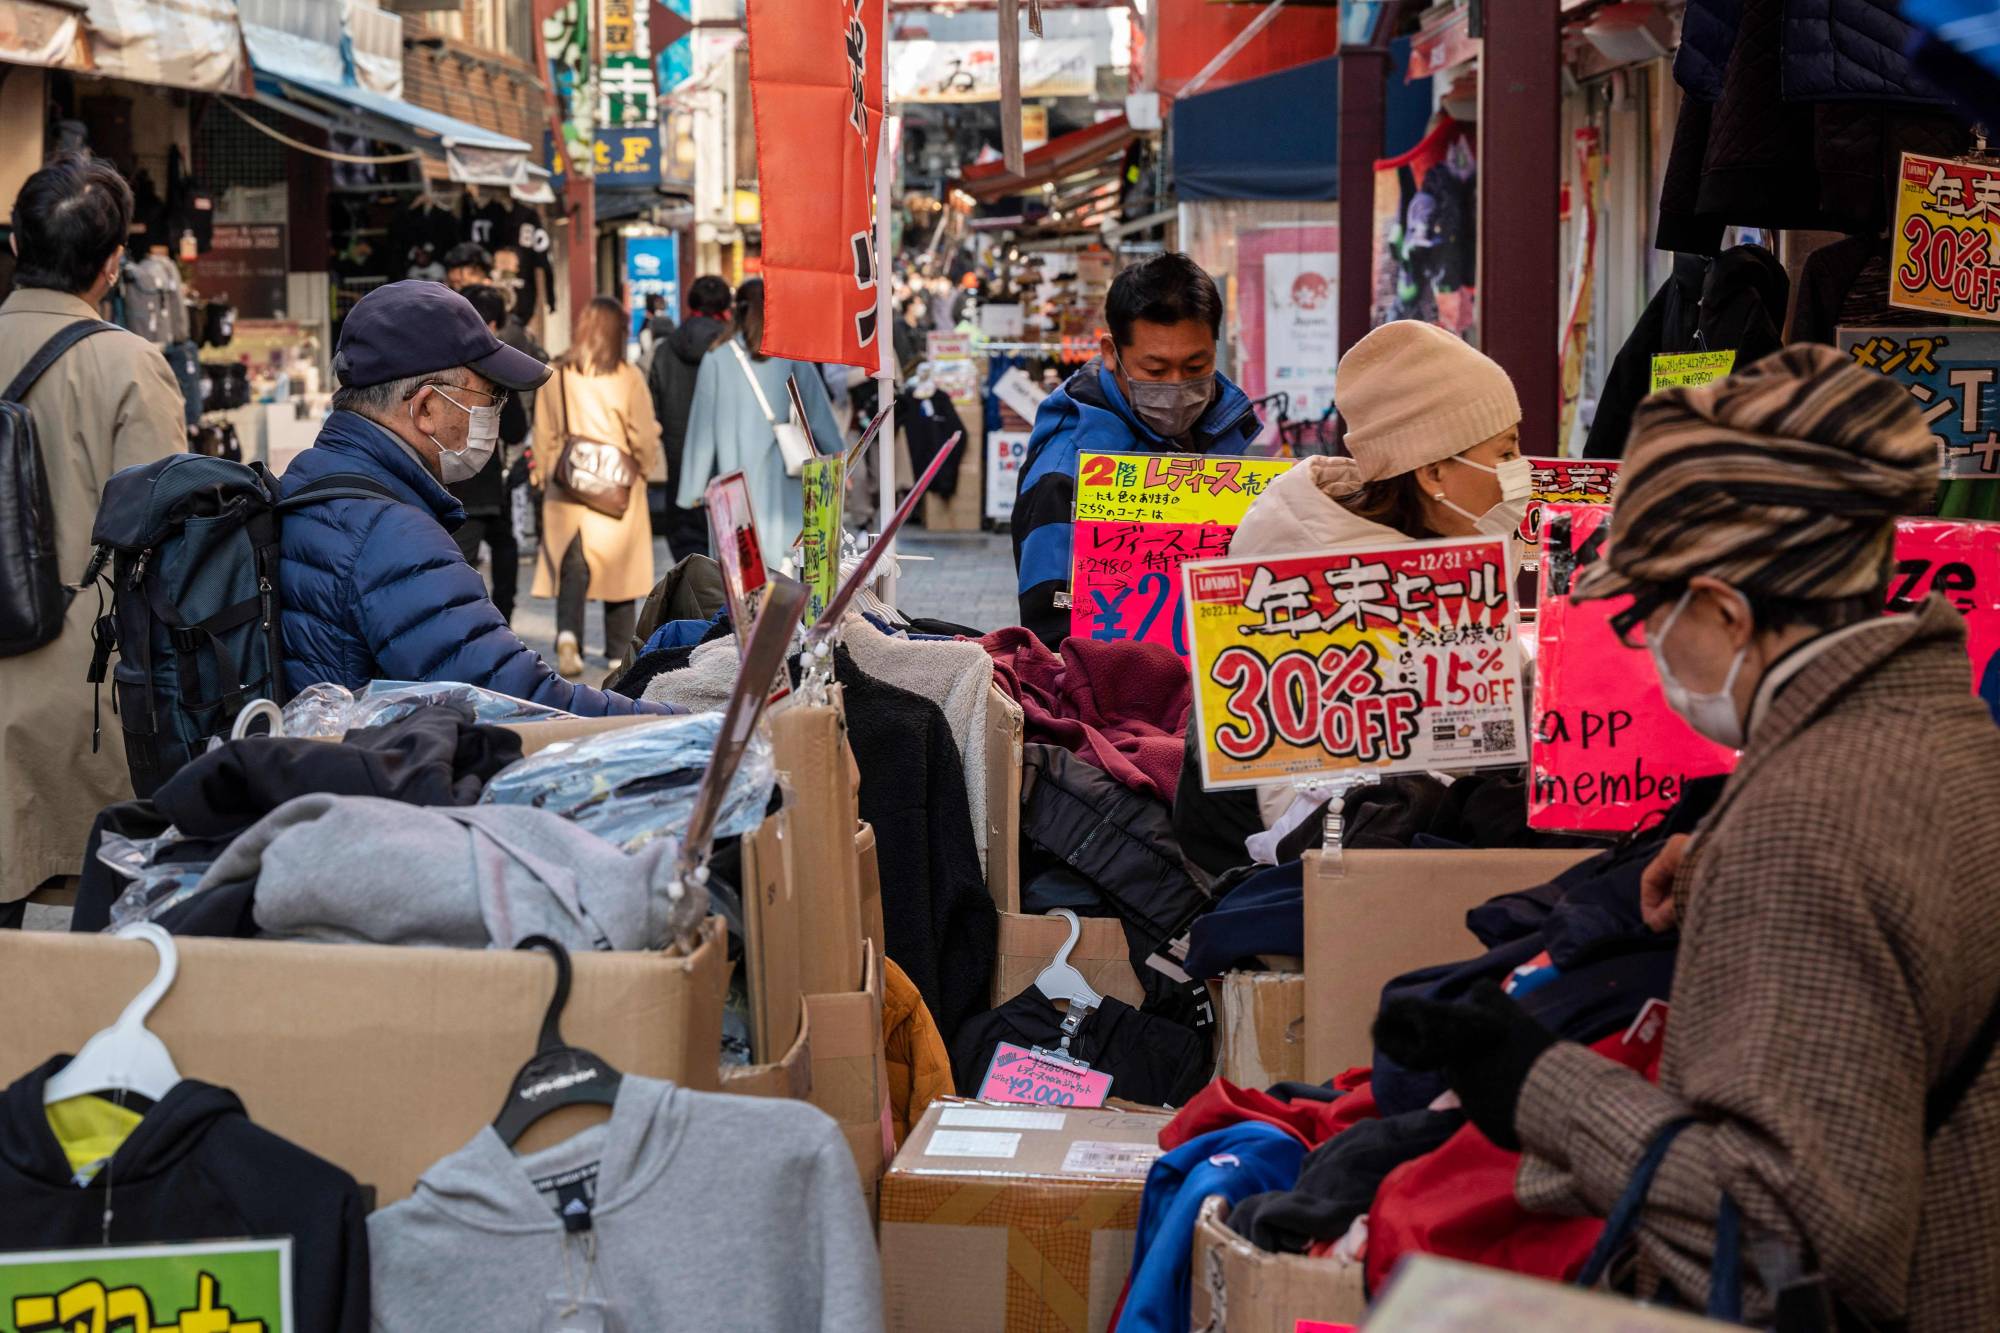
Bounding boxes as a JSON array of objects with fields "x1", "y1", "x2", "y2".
[
  {"x1": 1068, "y1": 451, "x2": 1290, "y2": 653},
  {"x1": 1, "y1": 1239, "x2": 293, "y2": 1332},
  {"x1": 1181, "y1": 537, "x2": 1528, "y2": 790},
  {"x1": 1891, "y1": 151, "x2": 2000, "y2": 323}
]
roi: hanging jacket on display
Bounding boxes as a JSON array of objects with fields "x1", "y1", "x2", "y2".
[
  {"x1": 950, "y1": 986, "x2": 1211, "y2": 1110},
  {"x1": 0, "y1": 1058, "x2": 370, "y2": 1333},
  {"x1": 884, "y1": 958, "x2": 956, "y2": 1144},
  {"x1": 898, "y1": 389, "x2": 967, "y2": 499}
]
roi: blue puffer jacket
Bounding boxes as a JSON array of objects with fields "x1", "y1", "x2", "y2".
[
  {"x1": 1010, "y1": 358, "x2": 1257, "y2": 648},
  {"x1": 277, "y1": 410, "x2": 667, "y2": 716}
]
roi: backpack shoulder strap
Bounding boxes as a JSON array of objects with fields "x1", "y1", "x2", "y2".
[
  {"x1": 3, "y1": 319, "x2": 119, "y2": 404},
  {"x1": 1929, "y1": 989, "x2": 2000, "y2": 1137},
  {"x1": 278, "y1": 471, "x2": 402, "y2": 509}
]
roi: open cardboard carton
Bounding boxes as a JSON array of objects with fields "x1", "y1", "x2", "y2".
[
  {"x1": 880, "y1": 1098, "x2": 1174, "y2": 1333},
  {"x1": 1212, "y1": 963, "x2": 1307, "y2": 1090},
  {"x1": 0, "y1": 919, "x2": 728, "y2": 1206},
  {"x1": 1191, "y1": 1196, "x2": 1366, "y2": 1330},
  {"x1": 1302, "y1": 847, "x2": 1596, "y2": 1081}
]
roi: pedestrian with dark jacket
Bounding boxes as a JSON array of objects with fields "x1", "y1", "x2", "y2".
[
  {"x1": 1012, "y1": 253, "x2": 1258, "y2": 648},
  {"x1": 443, "y1": 284, "x2": 532, "y2": 623},
  {"x1": 646, "y1": 274, "x2": 730, "y2": 559},
  {"x1": 279, "y1": 280, "x2": 668, "y2": 717},
  {"x1": 1375, "y1": 347, "x2": 2000, "y2": 1331}
]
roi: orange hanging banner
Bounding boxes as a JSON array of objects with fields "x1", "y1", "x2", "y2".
[{"x1": 746, "y1": 0, "x2": 887, "y2": 369}]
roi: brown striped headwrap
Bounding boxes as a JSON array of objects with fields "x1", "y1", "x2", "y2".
[{"x1": 1572, "y1": 345, "x2": 1938, "y2": 612}]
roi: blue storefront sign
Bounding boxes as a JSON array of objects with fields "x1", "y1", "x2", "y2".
[
  {"x1": 626, "y1": 233, "x2": 681, "y2": 347},
  {"x1": 596, "y1": 125, "x2": 662, "y2": 187}
]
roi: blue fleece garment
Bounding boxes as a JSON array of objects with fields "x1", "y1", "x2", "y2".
[{"x1": 1116, "y1": 1122, "x2": 1306, "y2": 1333}]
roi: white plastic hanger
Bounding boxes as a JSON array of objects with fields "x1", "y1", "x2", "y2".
[
  {"x1": 230, "y1": 698, "x2": 284, "y2": 740},
  {"x1": 43, "y1": 924, "x2": 182, "y2": 1106},
  {"x1": 1033, "y1": 909, "x2": 1105, "y2": 1010}
]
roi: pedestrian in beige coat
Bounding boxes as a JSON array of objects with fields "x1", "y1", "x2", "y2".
[
  {"x1": 0, "y1": 155, "x2": 186, "y2": 922},
  {"x1": 530, "y1": 296, "x2": 662, "y2": 679},
  {"x1": 1374, "y1": 346, "x2": 2000, "y2": 1330}
]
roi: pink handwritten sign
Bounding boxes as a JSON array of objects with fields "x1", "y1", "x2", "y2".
[
  {"x1": 1531, "y1": 503, "x2": 2000, "y2": 833},
  {"x1": 1295, "y1": 1324, "x2": 1358, "y2": 1333},
  {"x1": 979, "y1": 1042, "x2": 1113, "y2": 1108},
  {"x1": 1070, "y1": 519, "x2": 1234, "y2": 652}
]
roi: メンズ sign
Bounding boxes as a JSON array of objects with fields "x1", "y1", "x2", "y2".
[
  {"x1": 1838, "y1": 326, "x2": 2000, "y2": 480},
  {"x1": 1182, "y1": 537, "x2": 1528, "y2": 790},
  {"x1": 1, "y1": 1238, "x2": 293, "y2": 1332},
  {"x1": 1069, "y1": 451, "x2": 1291, "y2": 652},
  {"x1": 1648, "y1": 349, "x2": 1735, "y2": 394},
  {"x1": 1891, "y1": 151, "x2": 2000, "y2": 322}
]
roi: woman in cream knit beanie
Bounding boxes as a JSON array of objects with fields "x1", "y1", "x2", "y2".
[{"x1": 1230, "y1": 320, "x2": 1528, "y2": 559}]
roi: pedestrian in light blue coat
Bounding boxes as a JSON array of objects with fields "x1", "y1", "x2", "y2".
[{"x1": 677, "y1": 278, "x2": 842, "y2": 557}]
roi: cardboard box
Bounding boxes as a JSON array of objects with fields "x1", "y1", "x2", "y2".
[
  {"x1": 0, "y1": 919, "x2": 728, "y2": 1205},
  {"x1": 719, "y1": 997, "x2": 813, "y2": 1100},
  {"x1": 857, "y1": 823, "x2": 885, "y2": 961},
  {"x1": 806, "y1": 939, "x2": 892, "y2": 1216},
  {"x1": 1190, "y1": 1197, "x2": 1366, "y2": 1331},
  {"x1": 881, "y1": 1100, "x2": 1174, "y2": 1333},
  {"x1": 1212, "y1": 968, "x2": 1306, "y2": 1090},
  {"x1": 991, "y1": 911, "x2": 1145, "y2": 1009},
  {"x1": 986, "y1": 686, "x2": 1025, "y2": 912},
  {"x1": 740, "y1": 809, "x2": 803, "y2": 1064},
  {"x1": 769, "y1": 701, "x2": 864, "y2": 998},
  {"x1": 1303, "y1": 848, "x2": 1595, "y2": 1081},
  {"x1": 1367, "y1": 1254, "x2": 1739, "y2": 1329}
]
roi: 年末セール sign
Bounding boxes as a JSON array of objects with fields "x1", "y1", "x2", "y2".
[
  {"x1": 1892, "y1": 152, "x2": 2000, "y2": 322},
  {"x1": 1181, "y1": 537, "x2": 1528, "y2": 790}
]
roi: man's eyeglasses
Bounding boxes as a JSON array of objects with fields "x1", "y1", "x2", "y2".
[{"x1": 406, "y1": 379, "x2": 510, "y2": 408}]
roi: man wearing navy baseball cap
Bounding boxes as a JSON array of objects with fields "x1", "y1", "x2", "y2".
[{"x1": 275, "y1": 281, "x2": 673, "y2": 716}]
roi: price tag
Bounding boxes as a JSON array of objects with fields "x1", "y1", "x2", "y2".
[
  {"x1": 979, "y1": 1042, "x2": 1113, "y2": 1108},
  {"x1": 1648, "y1": 349, "x2": 1735, "y2": 394}
]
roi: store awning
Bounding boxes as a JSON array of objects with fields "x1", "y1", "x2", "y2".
[
  {"x1": 79, "y1": 0, "x2": 246, "y2": 92},
  {"x1": 1171, "y1": 56, "x2": 1339, "y2": 202},
  {"x1": 958, "y1": 114, "x2": 1137, "y2": 205},
  {"x1": 252, "y1": 68, "x2": 534, "y2": 180},
  {"x1": 0, "y1": 0, "x2": 88, "y2": 70}
]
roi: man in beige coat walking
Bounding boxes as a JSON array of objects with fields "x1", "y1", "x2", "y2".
[{"x1": 0, "y1": 155, "x2": 186, "y2": 925}]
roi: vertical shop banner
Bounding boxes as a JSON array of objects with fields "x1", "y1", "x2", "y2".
[
  {"x1": 1182, "y1": 537, "x2": 1527, "y2": 791},
  {"x1": 0, "y1": 1239, "x2": 293, "y2": 1331},
  {"x1": 1891, "y1": 152, "x2": 2000, "y2": 322},
  {"x1": 800, "y1": 455, "x2": 844, "y2": 623},
  {"x1": 624, "y1": 233, "x2": 680, "y2": 345},
  {"x1": 1239, "y1": 227, "x2": 1339, "y2": 417},
  {"x1": 986, "y1": 430, "x2": 1030, "y2": 521},
  {"x1": 1838, "y1": 327, "x2": 2000, "y2": 480},
  {"x1": 1531, "y1": 503, "x2": 2000, "y2": 832},
  {"x1": 1372, "y1": 116, "x2": 1477, "y2": 337},
  {"x1": 542, "y1": 1, "x2": 592, "y2": 171},
  {"x1": 746, "y1": 0, "x2": 886, "y2": 369},
  {"x1": 1069, "y1": 451, "x2": 1292, "y2": 652}
]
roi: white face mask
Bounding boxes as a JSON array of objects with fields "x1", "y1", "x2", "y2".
[
  {"x1": 1648, "y1": 587, "x2": 1750, "y2": 749},
  {"x1": 418, "y1": 384, "x2": 502, "y2": 485},
  {"x1": 1438, "y1": 454, "x2": 1533, "y2": 537}
]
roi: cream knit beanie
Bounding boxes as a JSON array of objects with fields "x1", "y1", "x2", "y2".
[{"x1": 1336, "y1": 321, "x2": 1522, "y2": 483}]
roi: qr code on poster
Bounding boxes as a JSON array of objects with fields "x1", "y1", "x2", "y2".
[{"x1": 1480, "y1": 719, "x2": 1517, "y2": 753}]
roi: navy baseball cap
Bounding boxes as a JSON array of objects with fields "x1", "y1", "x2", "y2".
[{"x1": 334, "y1": 280, "x2": 551, "y2": 392}]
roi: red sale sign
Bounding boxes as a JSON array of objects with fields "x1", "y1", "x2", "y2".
[{"x1": 1532, "y1": 504, "x2": 2000, "y2": 832}]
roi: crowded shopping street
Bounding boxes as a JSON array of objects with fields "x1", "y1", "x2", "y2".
[{"x1": 0, "y1": 0, "x2": 1997, "y2": 1329}]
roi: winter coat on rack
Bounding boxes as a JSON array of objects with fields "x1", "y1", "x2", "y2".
[
  {"x1": 1583, "y1": 248, "x2": 1787, "y2": 459},
  {"x1": 1514, "y1": 600, "x2": 2000, "y2": 1330},
  {"x1": 1012, "y1": 356, "x2": 1258, "y2": 648},
  {"x1": 529, "y1": 361, "x2": 663, "y2": 603},
  {"x1": 1673, "y1": 0, "x2": 1946, "y2": 104},
  {"x1": 278, "y1": 410, "x2": 663, "y2": 716},
  {"x1": 678, "y1": 333, "x2": 842, "y2": 559}
]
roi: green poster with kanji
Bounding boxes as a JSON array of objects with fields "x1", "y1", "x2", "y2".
[{"x1": 2, "y1": 1238, "x2": 291, "y2": 1332}]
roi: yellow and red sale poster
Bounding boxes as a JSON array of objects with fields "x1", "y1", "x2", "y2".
[
  {"x1": 1891, "y1": 151, "x2": 2000, "y2": 322},
  {"x1": 1518, "y1": 457, "x2": 1619, "y2": 550},
  {"x1": 745, "y1": 0, "x2": 886, "y2": 367},
  {"x1": 1181, "y1": 536, "x2": 1527, "y2": 790}
]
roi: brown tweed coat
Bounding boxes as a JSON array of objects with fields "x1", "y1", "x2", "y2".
[{"x1": 1514, "y1": 596, "x2": 2000, "y2": 1329}]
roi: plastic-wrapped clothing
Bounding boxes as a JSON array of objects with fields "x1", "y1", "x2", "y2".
[
  {"x1": 222, "y1": 794, "x2": 709, "y2": 951},
  {"x1": 1230, "y1": 1108, "x2": 1465, "y2": 1254},
  {"x1": 949, "y1": 988, "x2": 1209, "y2": 1109},
  {"x1": 477, "y1": 711, "x2": 775, "y2": 853},
  {"x1": 1113, "y1": 1123, "x2": 1306, "y2": 1333},
  {"x1": 884, "y1": 958, "x2": 954, "y2": 1145},
  {"x1": 279, "y1": 680, "x2": 572, "y2": 739}
]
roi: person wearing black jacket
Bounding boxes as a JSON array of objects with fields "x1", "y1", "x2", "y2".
[
  {"x1": 446, "y1": 285, "x2": 541, "y2": 623},
  {"x1": 0, "y1": 1059, "x2": 371, "y2": 1331},
  {"x1": 646, "y1": 275, "x2": 732, "y2": 559}
]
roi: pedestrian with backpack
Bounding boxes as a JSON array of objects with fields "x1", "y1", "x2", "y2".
[
  {"x1": 0, "y1": 153, "x2": 186, "y2": 928},
  {"x1": 277, "y1": 280, "x2": 676, "y2": 718}
]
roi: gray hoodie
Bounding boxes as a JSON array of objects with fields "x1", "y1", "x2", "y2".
[
  {"x1": 209, "y1": 793, "x2": 707, "y2": 951},
  {"x1": 367, "y1": 1077, "x2": 882, "y2": 1332}
]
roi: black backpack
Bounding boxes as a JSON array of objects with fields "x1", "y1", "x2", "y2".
[
  {"x1": 0, "y1": 318, "x2": 120, "y2": 657},
  {"x1": 81, "y1": 453, "x2": 395, "y2": 797}
]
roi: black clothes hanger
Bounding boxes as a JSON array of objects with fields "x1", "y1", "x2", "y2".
[{"x1": 491, "y1": 937, "x2": 623, "y2": 1148}]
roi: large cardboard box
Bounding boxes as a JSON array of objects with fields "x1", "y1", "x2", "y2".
[
  {"x1": 1212, "y1": 968, "x2": 1306, "y2": 1090},
  {"x1": 991, "y1": 910, "x2": 1145, "y2": 1009},
  {"x1": 806, "y1": 939, "x2": 892, "y2": 1216},
  {"x1": 0, "y1": 920, "x2": 728, "y2": 1205},
  {"x1": 881, "y1": 1100, "x2": 1174, "y2": 1333},
  {"x1": 1190, "y1": 1197, "x2": 1365, "y2": 1331},
  {"x1": 986, "y1": 685, "x2": 1024, "y2": 911},
  {"x1": 1303, "y1": 848, "x2": 1595, "y2": 1081},
  {"x1": 769, "y1": 702, "x2": 864, "y2": 998}
]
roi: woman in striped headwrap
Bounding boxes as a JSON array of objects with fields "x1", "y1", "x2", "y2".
[{"x1": 1373, "y1": 345, "x2": 2000, "y2": 1331}]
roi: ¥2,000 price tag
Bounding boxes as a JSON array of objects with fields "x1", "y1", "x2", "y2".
[{"x1": 979, "y1": 1042, "x2": 1112, "y2": 1108}]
